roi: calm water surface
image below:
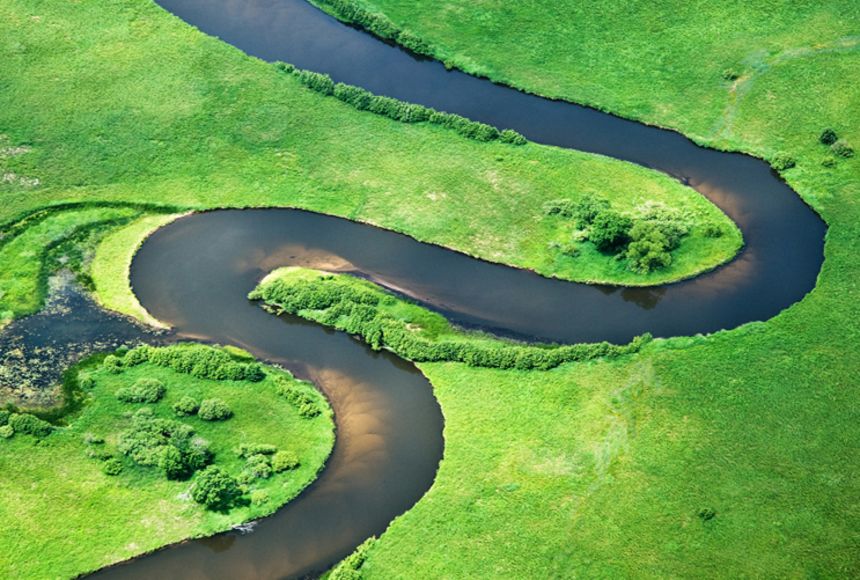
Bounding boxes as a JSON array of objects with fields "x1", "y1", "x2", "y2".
[{"x1": 91, "y1": 0, "x2": 826, "y2": 577}]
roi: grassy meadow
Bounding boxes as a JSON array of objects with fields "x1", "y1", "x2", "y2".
[
  {"x1": 0, "y1": 0, "x2": 739, "y2": 315},
  {"x1": 304, "y1": 0, "x2": 860, "y2": 577},
  {"x1": 0, "y1": 344, "x2": 334, "y2": 579},
  {"x1": 0, "y1": 0, "x2": 857, "y2": 578}
]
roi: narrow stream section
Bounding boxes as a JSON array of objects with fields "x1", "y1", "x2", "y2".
[{"x1": 91, "y1": 0, "x2": 826, "y2": 578}]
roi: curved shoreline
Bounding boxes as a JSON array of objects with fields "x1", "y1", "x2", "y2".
[{"x1": 85, "y1": 0, "x2": 827, "y2": 578}]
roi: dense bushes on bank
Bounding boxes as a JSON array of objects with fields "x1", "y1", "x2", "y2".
[
  {"x1": 276, "y1": 63, "x2": 526, "y2": 145},
  {"x1": 313, "y1": 0, "x2": 432, "y2": 55},
  {"x1": 118, "y1": 344, "x2": 266, "y2": 382},
  {"x1": 251, "y1": 274, "x2": 651, "y2": 371}
]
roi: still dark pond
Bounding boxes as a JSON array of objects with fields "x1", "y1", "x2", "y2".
[{"x1": 90, "y1": 0, "x2": 825, "y2": 578}]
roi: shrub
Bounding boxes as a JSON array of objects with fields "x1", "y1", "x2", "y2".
[
  {"x1": 589, "y1": 209, "x2": 632, "y2": 251},
  {"x1": 543, "y1": 199, "x2": 576, "y2": 217},
  {"x1": 160, "y1": 445, "x2": 192, "y2": 480},
  {"x1": 772, "y1": 152, "x2": 796, "y2": 171},
  {"x1": 192, "y1": 466, "x2": 243, "y2": 511},
  {"x1": 819, "y1": 128, "x2": 838, "y2": 145},
  {"x1": 499, "y1": 129, "x2": 527, "y2": 145},
  {"x1": 573, "y1": 196, "x2": 611, "y2": 228},
  {"x1": 702, "y1": 223, "x2": 724, "y2": 238},
  {"x1": 0, "y1": 425, "x2": 13, "y2": 439},
  {"x1": 198, "y1": 399, "x2": 233, "y2": 421},
  {"x1": 250, "y1": 489, "x2": 270, "y2": 506},
  {"x1": 272, "y1": 450, "x2": 300, "y2": 473},
  {"x1": 126, "y1": 344, "x2": 265, "y2": 382},
  {"x1": 626, "y1": 236, "x2": 672, "y2": 274},
  {"x1": 330, "y1": 537, "x2": 376, "y2": 580},
  {"x1": 83, "y1": 433, "x2": 104, "y2": 445},
  {"x1": 102, "y1": 458, "x2": 124, "y2": 476},
  {"x1": 721, "y1": 68, "x2": 740, "y2": 81},
  {"x1": 0, "y1": 409, "x2": 9, "y2": 426},
  {"x1": 237, "y1": 443, "x2": 278, "y2": 458},
  {"x1": 173, "y1": 396, "x2": 199, "y2": 416},
  {"x1": 8, "y1": 413, "x2": 53, "y2": 437},
  {"x1": 831, "y1": 140, "x2": 854, "y2": 158},
  {"x1": 115, "y1": 378, "x2": 166, "y2": 404},
  {"x1": 102, "y1": 354, "x2": 123, "y2": 374},
  {"x1": 276, "y1": 384, "x2": 321, "y2": 419},
  {"x1": 79, "y1": 375, "x2": 95, "y2": 389},
  {"x1": 245, "y1": 454, "x2": 273, "y2": 480}
]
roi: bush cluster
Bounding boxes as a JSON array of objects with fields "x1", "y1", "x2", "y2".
[
  {"x1": 239, "y1": 454, "x2": 273, "y2": 484},
  {"x1": 118, "y1": 409, "x2": 212, "y2": 479},
  {"x1": 192, "y1": 465, "x2": 243, "y2": 511},
  {"x1": 330, "y1": 537, "x2": 376, "y2": 580},
  {"x1": 115, "y1": 378, "x2": 166, "y2": 404},
  {"x1": 272, "y1": 450, "x2": 300, "y2": 473},
  {"x1": 8, "y1": 413, "x2": 53, "y2": 438},
  {"x1": 252, "y1": 277, "x2": 651, "y2": 371},
  {"x1": 548, "y1": 196, "x2": 692, "y2": 274},
  {"x1": 819, "y1": 128, "x2": 854, "y2": 161},
  {"x1": 198, "y1": 398, "x2": 233, "y2": 421},
  {"x1": 276, "y1": 64, "x2": 526, "y2": 146},
  {"x1": 274, "y1": 379, "x2": 323, "y2": 418},
  {"x1": 122, "y1": 344, "x2": 265, "y2": 382}
]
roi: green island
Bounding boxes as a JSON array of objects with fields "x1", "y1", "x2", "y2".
[
  {"x1": 0, "y1": 0, "x2": 858, "y2": 578},
  {"x1": 0, "y1": 343, "x2": 334, "y2": 578}
]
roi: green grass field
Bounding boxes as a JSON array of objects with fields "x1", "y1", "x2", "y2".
[
  {"x1": 0, "y1": 0, "x2": 739, "y2": 308},
  {"x1": 304, "y1": 1, "x2": 860, "y2": 577},
  {"x1": 0, "y1": 344, "x2": 334, "y2": 579},
  {"x1": 1, "y1": 0, "x2": 859, "y2": 578}
]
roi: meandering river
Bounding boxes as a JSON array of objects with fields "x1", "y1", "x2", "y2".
[{"x1": 91, "y1": 0, "x2": 825, "y2": 577}]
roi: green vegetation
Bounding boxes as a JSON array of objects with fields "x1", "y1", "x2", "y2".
[
  {"x1": 0, "y1": 344, "x2": 334, "y2": 578},
  {"x1": 90, "y1": 212, "x2": 185, "y2": 327},
  {"x1": 0, "y1": 0, "x2": 740, "y2": 306},
  {"x1": 303, "y1": 0, "x2": 860, "y2": 577},
  {"x1": 251, "y1": 267, "x2": 651, "y2": 370}
]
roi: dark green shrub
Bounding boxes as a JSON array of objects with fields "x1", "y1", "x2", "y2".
[
  {"x1": 127, "y1": 344, "x2": 265, "y2": 382},
  {"x1": 173, "y1": 396, "x2": 199, "y2": 417},
  {"x1": 772, "y1": 152, "x2": 796, "y2": 171},
  {"x1": 296, "y1": 70, "x2": 335, "y2": 95},
  {"x1": 198, "y1": 399, "x2": 233, "y2": 421},
  {"x1": 115, "y1": 378, "x2": 165, "y2": 404},
  {"x1": 118, "y1": 410, "x2": 195, "y2": 466},
  {"x1": 589, "y1": 209, "x2": 632, "y2": 252},
  {"x1": 102, "y1": 458, "x2": 124, "y2": 476},
  {"x1": 0, "y1": 409, "x2": 9, "y2": 426},
  {"x1": 160, "y1": 445, "x2": 192, "y2": 480},
  {"x1": 0, "y1": 425, "x2": 13, "y2": 439},
  {"x1": 698, "y1": 507, "x2": 717, "y2": 522},
  {"x1": 8, "y1": 413, "x2": 53, "y2": 437},
  {"x1": 192, "y1": 466, "x2": 243, "y2": 511},
  {"x1": 831, "y1": 140, "x2": 854, "y2": 158},
  {"x1": 820, "y1": 128, "x2": 838, "y2": 145},
  {"x1": 702, "y1": 223, "x2": 724, "y2": 238},
  {"x1": 272, "y1": 450, "x2": 300, "y2": 473}
]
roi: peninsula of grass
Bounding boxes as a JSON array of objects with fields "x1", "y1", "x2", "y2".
[
  {"x1": 0, "y1": 0, "x2": 740, "y2": 322},
  {"x1": 299, "y1": 1, "x2": 860, "y2": 577},
  {"x1": 0, "y1": 343, "x2": 334, "y2": 579},
  {"x1": 251, "y1": 267, "x2": 650, "y2": 369}
]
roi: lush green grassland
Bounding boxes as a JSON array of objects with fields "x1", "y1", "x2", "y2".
[
  {"x1": 0, "y1": 344, "x2": 334, "y2": 579},
  {"x1": 0, "y1": 0, "x2": 739, "y2": 299},
  {"x1": 304, "y1": 1, "x2": 860, "y2": 577}
]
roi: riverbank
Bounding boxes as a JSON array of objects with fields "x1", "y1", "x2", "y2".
[
  {"x1": 0, "y1": 344, "x2": 334, "y2": 579},
  {"x1": 0, "y1": 0, "x2": 739, "y2": 303},
  {"x1": 300, "y1": 1, "x2": 860, "y2": 577}
]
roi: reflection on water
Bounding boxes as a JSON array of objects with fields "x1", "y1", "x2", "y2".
[{"x1": 90, "y1": 0, "x2": 830, "y2": 577}]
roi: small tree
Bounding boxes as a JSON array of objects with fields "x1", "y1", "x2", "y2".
[
  {"x1": 192, "y1": 466, "x2": 242, "y2": 511},
  {"x1": 160, "y1": 445, "x2": 191, "y2": 480},
  {"x1": 588, "y1": 209, "x2": 632, "y2": 252},
  {"x1": 819, "y1": 128, "x2": 838, "y2": 145}
]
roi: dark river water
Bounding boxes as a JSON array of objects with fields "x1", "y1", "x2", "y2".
[{"x1": 88, "y1": 0, "x2": 826, "y2": 578}]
